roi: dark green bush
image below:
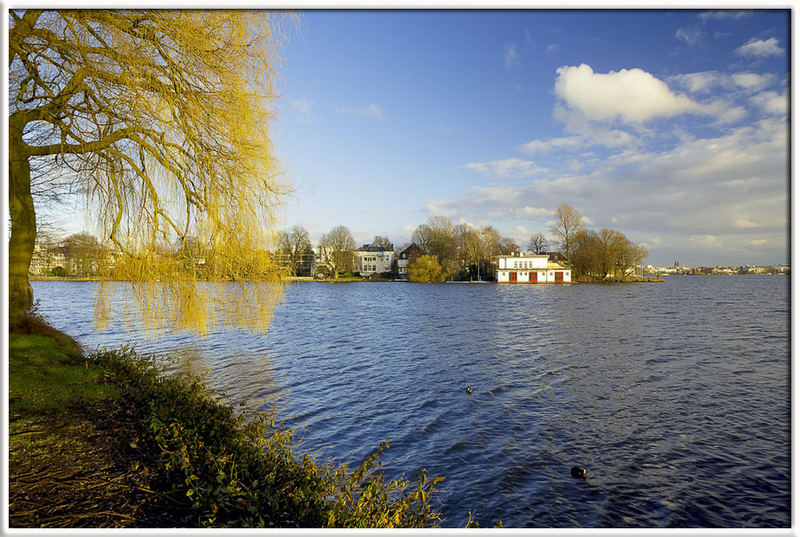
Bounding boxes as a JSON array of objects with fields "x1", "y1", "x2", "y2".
[{"x1": 90, "y1": 347, "x2": 443, "y2": 528}]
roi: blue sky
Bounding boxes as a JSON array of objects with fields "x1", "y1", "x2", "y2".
[{"x1": 273, "y1": 9, "x2": 789, "y2": 267}]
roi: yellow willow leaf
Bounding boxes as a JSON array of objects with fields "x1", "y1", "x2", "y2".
[{"x1": 10, "y1": 9, "x2": 298, "y2": 334}]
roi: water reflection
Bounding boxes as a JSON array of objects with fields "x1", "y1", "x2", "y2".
[{"x1": 165, "y1": 344, "x2": 285, "y2": 413}]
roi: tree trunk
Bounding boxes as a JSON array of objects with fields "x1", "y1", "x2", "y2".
[{"x1": 9, "y1": 129, "x2": 36, "y2": 323}]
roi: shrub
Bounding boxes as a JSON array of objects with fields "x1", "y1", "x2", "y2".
[
  {"x1": 407, "y1": 255, "x2": 445, "y2": 283},
  {"x1": 90, "y1": 347, "x2": 443, "y2": 527}
]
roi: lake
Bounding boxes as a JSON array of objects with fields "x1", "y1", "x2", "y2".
[{"x1": 30, "y1": 276, "x2": 790, "y2": 527}]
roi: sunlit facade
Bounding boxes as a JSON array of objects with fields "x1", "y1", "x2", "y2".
[
  {"x1": 496, "y1": 254, "x2": 571, "y2": 283},
  {"x1": 354, "y1": 244, "x2": 394, "y2": 275}
]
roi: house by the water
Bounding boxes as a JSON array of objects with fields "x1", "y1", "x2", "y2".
[
  {"x1": 354, "y1": 242, "x2": 395, "y2": 276},
  {"x1": 496, "y1": 253, "x2": 571, "y2": 283},
  {"x1": 395, "y1": 243, "x2": 423, "y2": 280}
]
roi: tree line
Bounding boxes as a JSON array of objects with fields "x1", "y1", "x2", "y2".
[
  {"x1": 402, "y1": 204, "x2": 647, "y2": 282},
  {"x1": 32, "y1": 202, "x2": 648, "y2": 284},
  {"x1": 549, "y1": 203, "x2": 649, "y2": 282},
  {"x1": 406, "y1": 217, "x2": 520, "y2": 282},
  {"x1": 276, "y1": 203, "x2": 648, "y2": 283},
  {"x1": 273, "y1": 218, "x2": 523, "y2": 282},
  {"x1": 31, "y1": 232, "x2": 110, "y2": 277}
]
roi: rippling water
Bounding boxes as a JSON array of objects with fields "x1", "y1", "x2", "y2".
[{"x1": 31, "y1": 276, "x2": 790, "y2": 527}]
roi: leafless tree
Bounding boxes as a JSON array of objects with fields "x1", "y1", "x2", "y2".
[
  {"x1": 527, "y1": 232, "x2": 550, "y2": 254},
  {"x1": 550, "y1": 203, "x2": 586, "y2": 263},
  {"x1": 278, "y1": 225, "x2": 313, "y2": 276},
  {"x1": 319, "y1": 225, "x2": 356, "y2": 279},
  {"x1": 372, "y1": 235, "x2": 393, "y2": 250}
]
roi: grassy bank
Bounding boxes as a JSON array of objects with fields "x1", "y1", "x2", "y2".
[{"x1": 9, "y1": 316, "x2": 443, "y2": 528}]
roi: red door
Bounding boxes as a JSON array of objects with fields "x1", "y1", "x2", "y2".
[
  {"x1": 509, "y1": 271, "x2": 517, "y2": 282},
  {"x1": 529, "y1": 271, "x2": 537, "y2": 282},
  {"x1": 555, "y1": 271, "x2": 563, "y2": 282}
]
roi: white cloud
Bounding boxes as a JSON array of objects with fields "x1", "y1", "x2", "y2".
[
  {"x1": 514, "y1": 225, "x2": 529, "y2": 235},
  {"x1": 735, "y1": 37, "x2": 783, "y2": 57},
  {"x1": 699, "y1": 10, "x2": 752, "y2": 22},
  {"x1": 543, "y1": 44, "x2": 558, "y2": 55},
  {"x1": 521, "y1": 206, "x2": 550, "y2": 217},
  {"x1": 690, "y1": 234, "x2": 722, "y2": 247},
  {"x1": 457, "y1": 217, "x2": 484, "y2": 229},
  {"x1": 670, "y1": 71, "x2": 774, "y2": 96},
  {"x1": 336, "y1": 103, "x2": 386, "y2": 120},
  {"x1": 519, "y1": 128, "x2": 637, "y2": 154},
  {"x1": 426, "y1": 202, "x2": 455, "y2": 217},
  {"x1": 433, "y1": 119, "x2": 787, "y2": 264},
  {"x1": 676, "y1": 25, "x2": 703, "y2": 45},
  {"x1": 732, "y1": 72, "x2": 774, "y2": 91},
  {"x1": 566, "y1": 159, "x2": 586, "y2": 172},
  {"x1": 432, "y1": 56, "x2": 788, "y2": 265},
  {"x1": 459, "y1": 158, "x2": 547, "y2": 178},
  {"x1": 734, "y1": 219, "x2": 761, "y2": 229},
  {"x1": 752, "y1": 90, "x2": 788, "y2": 116},
  {"x1": 670, "y1": 71, "x2": 719, "y2": 93},
  {"x1": 643, "y1": 119, "x2": 787, "y2": 185},
  {"x1": 554, "y1": 64, "x2": 710, "y2": 123},
  {"x1": 518, "y1": 136, "x2": 582, "y2": 153},
  {"x1": 589, "y1": 128, "x2": 637, "y2": 148},
  {"x1": 504, "y1": 43, "x2": 519, "y2": 66},
  {"x1": 712, "y1": 104, "x2": 748, "y2": 125}
]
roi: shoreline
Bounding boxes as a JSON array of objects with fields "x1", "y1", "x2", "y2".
[
  {"x1": 9, "y1": 317, "x2": 443, "y2": 528},
  {"x1": 33, "y1": 273, "x2": 793, "y2": 285},
  {"x1": 32, "y1": 276, "x2": 667, "y2": 284}
]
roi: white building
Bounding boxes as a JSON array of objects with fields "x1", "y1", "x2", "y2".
[
  {"x1": 29, "y1": 240, "x2": 66, "y2": 276},
  {"x1": 496, "y1": 253, "x2": 571, "y2": 283},
  {"x1": 354, "y1": 244, "x2": 394, "y2": 275},
  {"x1": 312, "y1": 245, "x2": 335, "y2": 276}
]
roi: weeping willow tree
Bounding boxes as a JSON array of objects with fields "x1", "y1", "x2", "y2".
[{"x1": 9, "y1": 9, "x2": 293, "y2": 333}]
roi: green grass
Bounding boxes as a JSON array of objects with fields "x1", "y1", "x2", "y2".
[{"x1": 9, "y1": 333, "x2": 117, "y2": 415}]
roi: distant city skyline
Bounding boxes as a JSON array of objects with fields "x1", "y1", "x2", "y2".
[{"x1": 50, "y1": 9, "x2": 790, "y2": 267}]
